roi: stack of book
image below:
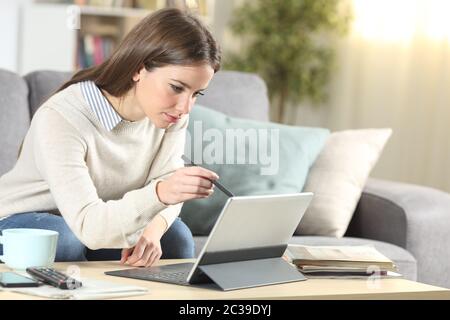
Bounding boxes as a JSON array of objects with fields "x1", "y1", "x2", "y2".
[{"x1": 284, "y1": 244, "x2": 402, "y2": 279}]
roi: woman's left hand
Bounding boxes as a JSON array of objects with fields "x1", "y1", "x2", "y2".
[
  {"x1": 120, "y1": 215, "x2": 167, "y2": 267},
  {"x1": 120, "y1": 236, "x2": 162, "y2": 267}
]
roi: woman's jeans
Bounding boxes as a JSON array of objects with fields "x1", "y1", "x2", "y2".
[{"x1": 0, "y1": 212, "x2": 195, "y2": 262}]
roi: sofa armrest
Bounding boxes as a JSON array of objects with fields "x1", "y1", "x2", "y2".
[{"x1": 346, "y1": 178, "x2": 450, "y2": 287}]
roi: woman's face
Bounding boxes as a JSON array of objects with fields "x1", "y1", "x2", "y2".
[{"x1": 133, "y1": 64, "x2": 215, "y2": 128}]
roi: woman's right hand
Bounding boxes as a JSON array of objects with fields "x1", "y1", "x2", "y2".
[{"x1": 156, "y1": 166, "x2": 219, "y2": 205}]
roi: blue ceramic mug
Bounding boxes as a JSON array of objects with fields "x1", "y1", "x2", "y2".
[{"x1": 0, "y1": 228, "x2": 58, "y2": 270}]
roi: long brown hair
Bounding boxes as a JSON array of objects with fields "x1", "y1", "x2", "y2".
[
  {"x1": 57, "y1": 7, "x2": 221, "y2": 95},
  {"x1": 16, "y1": 8, "x2": 221, "y2": 160}
]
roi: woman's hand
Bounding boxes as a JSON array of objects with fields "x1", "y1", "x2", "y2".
[
  {"x1": 120, "y1": 215, "x2": 167, "y2": 267},
  {"x1": 156, "y1": 166, "x2": 219, "y2": 205},
  {"x1": 120, "y1": 238, "x2": 161, "y2": 267}
]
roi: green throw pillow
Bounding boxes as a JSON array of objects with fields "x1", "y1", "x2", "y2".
[{"x1": 180, "y1": 105, "x2": 329, "y2": 235}]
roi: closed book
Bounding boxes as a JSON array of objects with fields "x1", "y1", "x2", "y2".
[
  {"x1": 298, "y1": 265, "x2": 394, "y2": 273},
  {"x1": 93, "y1": 35, "x2": 104, "y2": 65},
  {"x1": 285, "y1": 245, "x2": 398, "y2": 271},
  {"x1": 83, "y1": 34, "x2": 95, "y2": 67},
  {"x1": 303, "y1": 271, "x2": 403, "y2": 279}
]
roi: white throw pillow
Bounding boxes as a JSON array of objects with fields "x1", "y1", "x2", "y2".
[{"x1": 296, "y1": 128, "x2": 392, "y2": 237}]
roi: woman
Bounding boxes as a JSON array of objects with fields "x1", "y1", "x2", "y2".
[{"x1": 0, "y1": 8, "x2": 221, "y2": 267}]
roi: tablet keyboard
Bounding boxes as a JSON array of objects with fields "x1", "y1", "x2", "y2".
[{"x1": 105, "y1": 262, "x2": 194, "y2": 285}]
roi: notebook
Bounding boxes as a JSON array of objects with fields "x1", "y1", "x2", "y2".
[{"x1": 1, "y1": 277, "x2": 149, "y2": 300}]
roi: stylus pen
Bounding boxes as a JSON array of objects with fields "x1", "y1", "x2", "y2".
[{"x1": 181, "y1": 155, "x2": 235, "y2": 197}]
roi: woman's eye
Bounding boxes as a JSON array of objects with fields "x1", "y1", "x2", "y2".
[
  {"x1": 194, "y1": 91, "x2": 205, "y2": 98},
  {"x1": 170, "y1": 84, "x2": 183, "y2": 93}
]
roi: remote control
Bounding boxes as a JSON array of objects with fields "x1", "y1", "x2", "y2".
[{"x1": 26, "y1": 267, "x2": 82, "y2": 290}]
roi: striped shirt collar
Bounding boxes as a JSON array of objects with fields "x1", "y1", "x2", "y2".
[{"x1": 80, "y1": 81, "x2": 122, "y2": 131}]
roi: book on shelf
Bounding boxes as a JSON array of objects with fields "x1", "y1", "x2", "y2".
[
  {"x1": 285, "y1": 244, "x2": 401, "y2": 278},
  {"x1": 77, "y1": 34, "x2": 115, "y2": 69},
  {"x1": 74, "y1": 0, "x2": 137, "y2": 8}
]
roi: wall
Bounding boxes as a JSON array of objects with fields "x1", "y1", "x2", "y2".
[{"x1": 0, "y1": 0, "x2": 31, "y2": 72}]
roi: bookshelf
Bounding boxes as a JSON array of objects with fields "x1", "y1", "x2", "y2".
[{"x1": 20, "y1": 0, "x2": 215, "y2": 74}]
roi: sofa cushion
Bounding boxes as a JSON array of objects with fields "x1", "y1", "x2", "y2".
[
  {"x1": 297, "y1": 129, "x2": 392, "y2": 238},
  {"x1": 197, "y1": 70, "x2": 270, "y2": 121},
  {"x1": 0, "y1": 69, "x2": 30, "y2": 176},
  {"x1": 192, "y1": 235, "x2": 417, "y2": 282},
  {"x1": 24, "y1": 70, "x2": 72, "y2": 117},
  {"x1": 180, "y1": 105, "x2": 329, "y2": 235}
]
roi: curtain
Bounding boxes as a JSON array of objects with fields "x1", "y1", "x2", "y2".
[{"x1": 291, "y1": 0, "x2": 450, "y2": 192}]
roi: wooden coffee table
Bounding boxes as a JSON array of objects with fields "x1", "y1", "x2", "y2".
[{"x1": 1, "y1": 259, "x2": 449, "y2": 300}]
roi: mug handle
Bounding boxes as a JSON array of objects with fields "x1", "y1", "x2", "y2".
[{"x1": 0, "y1": 234, "x2": 3, "y2": 262}]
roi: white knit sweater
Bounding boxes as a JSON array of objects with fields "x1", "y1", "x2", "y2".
[{"x1": 0, "y1": 83, "x2": 187, "y2": 249}]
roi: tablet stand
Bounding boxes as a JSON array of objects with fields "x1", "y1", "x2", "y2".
[{"x1": 198, "y1": 257, "x2": 306, "y2": 291}]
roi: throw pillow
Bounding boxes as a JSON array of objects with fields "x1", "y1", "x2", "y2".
[
  {"x1": 180, "y1": 105, "x2": 330, "y2": 235},
  {"x1": 296, "y1": 128, "x2": 393, "y2": 237}
]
